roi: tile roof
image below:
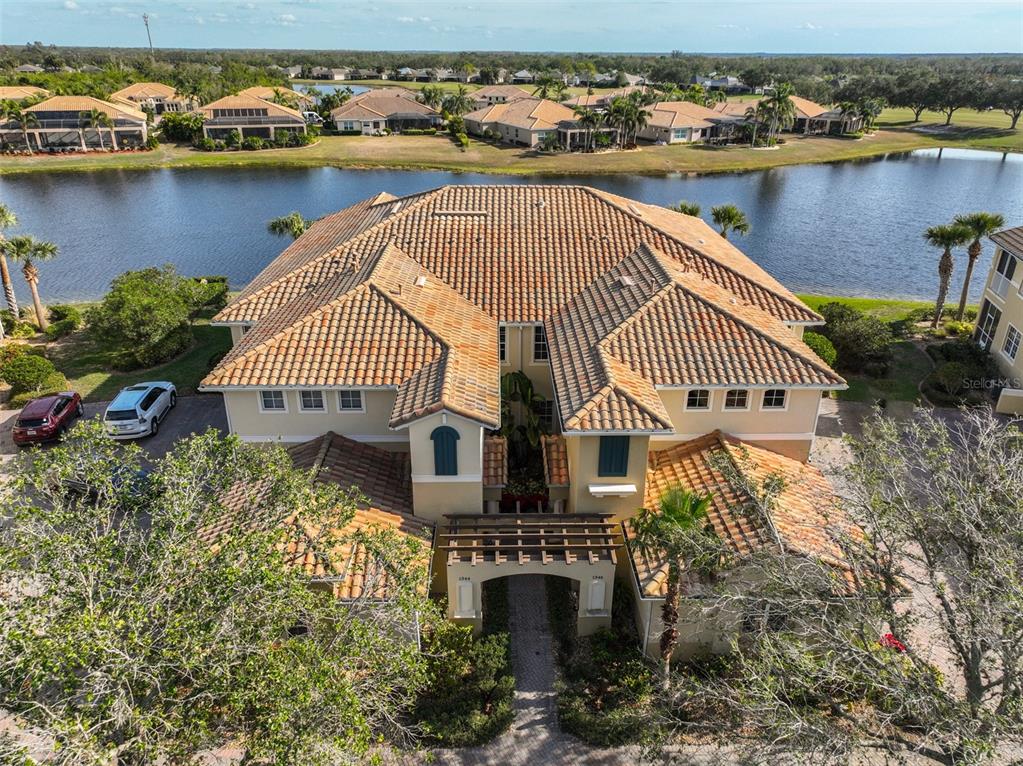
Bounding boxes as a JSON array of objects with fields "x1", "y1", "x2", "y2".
[
  {"x1": 206, "y1": 432, "x2": 431, "y2": 600},
  {"x1": 463, "y1": 97, "x2": 576, "y2": 131},
  {"x1": 563, "y1": 86, "x2": 649, "y2": 108},
  {"x1": 204, "y1": 242, "x2": 501, "y2": 429},
  {"x1": 237, "y1": 85, "x2": 314, "y2": 105},
  {"x1": 789, "y1": 95, "x2": 830, "y2": 119},
  {"x1": 991, "y1": 225, "x2": 1023, "y2": 259},
  {"x1": 547, "y1": 242, "x2": 842, "y2": 432},
  {"x1": 0, "y1": 86, "x2": 49, "y2": 100},
  {"x1": 483, "y1": 436, "x2": 508, "y2": 487},
  {"x1": 628, "y1": 432, "x2": 854, "y2": 598},
  {"x1": 645, "y1": 100, "x2": 722, "y2": 130},
  {"x1": 199, "y1": 94, "x2": 305, "y2": 121},
  {"x1": 715, "y1": 96, "x2": 829, "y2": 120},
  {"x1": 208, "y1": 185, "x2": 836, "y2": 433},
  {"x1": 109, "y1": 81, "x2": 179, "y2": 101},
  {"x1": 331, "y1": 89, "x2": 438, "y2": 121},
  {"x1": 25, "y1": 95, "x2": 147, "y2": 122},
  {"x1": 542, "y1": 435, "x2": 570, "y2": 486},
  {"x1": 471, "y1": 85, "x2": 530, "y2": 102}
]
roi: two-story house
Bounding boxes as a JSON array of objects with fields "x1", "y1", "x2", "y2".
[
  {"x1": 201, "y1": 185, "x2": 852, "y2": 657},
  {"x1": 975, "y1": 225, "x2": 1023, "y2": 415},
  {"x1": 109, "y1": 82, "x2": 197, "y2": 116}
]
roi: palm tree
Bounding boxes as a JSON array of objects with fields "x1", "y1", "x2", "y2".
[
  {"x1": 668, "y1": 200, "x2": 701, "y2": 217},
  {"x1": 711, "y1": 204, "x2": 750, "y2": 239},
  {"x1": 761, "y1": 82, "x2": 796, "y2": 143},
  {"x1": 417, "y1": 85, "x2": 445, "y2": 110},
  {"x1": 952, "y1": 212, "x2": 1005, "y2": 320},
  {"x1": 79, "y1": 108, "x2": 113, "y2": 150},
  {"x1": 4, "y1": 104, "x2": 40, "y2": 154},
  {"x1": 630, "y1": 486, "x2": 718, "y2": 686},
  {"x1": 441, "y1": 85, "x2": 474, "y2": 117},
  {"x1": 532, "y1": 73, "x2": 559, "y2": 100},
  {"x1": 0, "y1": 204, "x2": 19, "y2": 318},
  {"x1": 267, "y1": 212, "x2": 307, "y2": 240},
  {"x1": 744, "y1": 102, "x2": 765, "y2": 147},
  {"x1": 924, "y1": 223, "x2": 972, "y2": 329},
  {"x1": 572, "y1": 107, "x2": 601, "y2": 151},
  {"x1": 2, "y1": 236, "x2": 58, "y2": 330}
]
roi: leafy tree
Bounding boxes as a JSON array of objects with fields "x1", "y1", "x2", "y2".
[
  {"x1": 667, "y1": 200, "x2": 701, "y2": 217},
  {"x1": 890, "y1": 69, "x2": 937, "y2": 121},
  {"x1": 711, "y1": 204, "x2": 750, "y2": 239},
  {"x1": 629, "y1": 486, "x2": 720, "y2": 686},
  {"x1": 572, "y1": 106, "x2": 603, "y2": 151},
  {"x1": 803, "y1": 331, "x2": 837, "y2": 367},
  {"x1": 267, "y1": 211, "x2": 308, "y2": 240},
  {"x1": 924, "y1": 223, "x2": 972, "y2": 329},
  {"x1": 158, "y1": 111, "x2": 205, "y2": 143},
  {"x1": 987, "y1": 77, "x2": 1023, "y2": 129},
  {"x1": 0, "y1": 423, "x2": 432, "y2": 765},
  {"x1": 926, "y1": 75, "x2": 977, "y2": 126},
  {"x1": 0, "y1": 203, "x2": 18, "y2": 318},
  {"x1": 86, "y1": 265, "x2": 199, "y2": 368},
  {"x1": 952, "y1": 212, "x2": 1005, "y2": 320},
  {"x1": 441, "y1": 85, "x2": 474, "y2": 116},
  {"x1": 0, "y1": 234, "x2": 57, "y2": 330},
  {"x1": 818, "y1": 301, "x2": 893, "y2": 374}
]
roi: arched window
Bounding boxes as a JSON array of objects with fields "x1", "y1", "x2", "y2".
[{"x1": 431, "y1": 425, "x2": 460, "y2": 476}]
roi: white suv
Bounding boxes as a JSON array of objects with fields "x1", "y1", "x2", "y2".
[{"x1": 103, "y1": 382, "x2": 177, "y2": 439}]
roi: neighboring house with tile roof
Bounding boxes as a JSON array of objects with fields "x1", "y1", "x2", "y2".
[
  {"x1": 713, "y1": 96, "x2": 862, "y2": 135},
  {"x1": 198, "y1": 94, "x2": 307, "y2": 141},
  {"x1": 0, "y1": 85, "x2": 49, "y2": 102},
  {"x1": 237, "y1": 85, "x2": 315, "y2": 109},
  {"x1": 108, "y1": 81, "x2": 196, "y2": 116},
  {"x1": 463, "y1": 97, "x2": 578, "y2": 147},
  {"x1": 202, "y1": 184, "x2": 850, "y2": 643},
  {"x1": 562, "y1": 85, "x2": 649, "y2": 110},
  {"x1": 470, "y1": 84, "x2": 530, "y2": 109},
  {"x1": 329, "y1": 88, "x2": 441, "y2": 134},
  {"x1": 638, "y1": 100, "x2": 745, "y2": 144},
  {"x1": 976, "y1": 225, "x2": 1023, "y2": 415},
  {"x1": 0, "y1": 95, "x2": 148, "y2": 151}
]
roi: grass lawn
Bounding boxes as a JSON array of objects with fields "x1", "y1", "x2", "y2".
[
  {"x1": 49, "y1": 320, "x2": 232, "y2": 402},
  {"x1": 797, "y1": 293, "x2": 935, "y2": 322}
]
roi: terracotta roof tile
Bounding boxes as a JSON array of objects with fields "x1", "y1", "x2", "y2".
[
  {"x1": 25, "y1": 95, "x2": 146, "y2": 121},
  {"x1": 628, "y1": 432, "x2": 853, "y2": 598},
  {"x1": 109, "y1": 82, "x2": 180, "y2": 101},
  {"x1": 237, "y1": 85, "x2": 314, "y2": 106},
  {"x1": 0, "y1": 86, "x2": 49, "y2": 100},
  {"x1": 542, "y1": 434, "x2": 570, "y2": 486},
  {"x1": 199, "y1": 94, "x2": 305, "y2": 121},
  {"x1": 483, "y1": 436, "x2": 508, "y2": 487},
  {"x1": 464, "y1": 97, "x2": 576, "y2": 131},
  {"x1": 645, "y1": 100, "x2": 722, "y2": 130}
]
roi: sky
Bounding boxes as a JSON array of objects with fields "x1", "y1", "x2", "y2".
[{"x1": 2, "y1": 0, "x2": 1021, "y2": 54}]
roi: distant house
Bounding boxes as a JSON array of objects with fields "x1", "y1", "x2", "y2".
[
  {"x1": 0, "y1": 85, "x2": 49, "y2": 102},
  {"x1": 639, "y1": 101, "x2": 741, "y2": 144},
  {"x1": 109, "y1": 82, "x2": 196, "y2": 116},
  {"x1": 692, "y1": 74, "x2": 749, "y2": 93},
  {"x1": 563, "y1": 85, "x2": 649, "y2": 110},
  {"x1": 14, "y1": 64, "x2": 43, "y2": 73},
  {"x1": 510, "y1": 69, "x2": 535, "y2": 84},
  {"x1": 330, "y1": 88, "x2": 441, "y2": 134},
  {"x1": 723, "y1": 96, "x2": 862, "y2": 135},
  {"x1": 470, "y1": 84, "x2": 529, "y2": 109},
  {"x1": 237, "y1": 85, "x2": 315, "y2": 109},
  {"x1": 80, "y1": 64, "x2": 103, "y2": 73},
  {"x1": 396, "y1": 67, "x2": 419, "y2": 81},
  {"x1": 352, "y1": 68, "x2": 385, "y2": 80},
  {"x1": 463, "y1": 96, "x2": 577, "y2": 147},
  {"x1": 198, "y1": 94, "x2": 307, "y2": 141},
  {"x1": 284, "y1": 65, "x2": 303, "y2": 78},
  {"x1": 0, "y1": 95, "x2": 148, "y2": 151}
]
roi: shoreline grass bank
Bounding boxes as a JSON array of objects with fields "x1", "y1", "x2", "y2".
[{"x1": 0, "y1": 126, "x2": 1018, "y2": 178}]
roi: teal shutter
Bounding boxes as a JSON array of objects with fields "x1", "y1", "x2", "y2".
[
  {"x1": 431, "y1": 426, "x2": 460, "y2": 476},
  {"x1": 598, "y1": 436, "x2": 629, "y2": 477}
]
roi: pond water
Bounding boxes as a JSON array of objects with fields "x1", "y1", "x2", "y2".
[
  {"x1": 293, "y1": 83, "x2": 369, "y2": 98},
  {"x1": 0, "y1": 147, "x2": 1019, "y2": 304}
]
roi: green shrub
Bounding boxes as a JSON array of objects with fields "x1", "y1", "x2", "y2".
[
  {"x1": 0, "y1": 309, "x2": 15, "y2": 335},
  {"x1": 45, "y1": 305, "x2": 83, "y2": 339},
  {"x1": 183, "y1": 276, "x2": 230, "y2": 314},
  {"x1": 0, "y1": 353, "x2": 57, "y2": 394},
  {"x1": 7, "y1": 371, "x2": 71, "y2": 407},
  {"x1": 923, "y1": 338, "x2": 1000, "y2": 406},
  {"x1": 415, "y1": 621, "x2": 515, "y2": 747},
  {"x1": 943, "y1": 320, "x2": 974, "y2": 338},
  {"x1": 337, "y1": 129, "x2": 363, "y2": 136},
  {"x1": 45, "y1": 318, "x2": 79, "y2": 341},
  {"x1": 803, "y1": 331, "x2": 838, "y2": 367},
  {"x1": 456, "y1": 132, "x2": 470, "y2": 150},
  {"x1": 224, "y1": 129, "x2": 242, "y2": 149},
  {"x1": 47, "y1": 304, "x2": 81, "y2": 325},
  {"x1": 159, "y1": 112, "x2": 205, "y2": 143},
  {"x1": 86, "y1": 265, "x2": 195, "y2": 370},
  {"x1": 195, "y1": 137, "x2": 216, "y2": 151},
  {"x1": 241, "y1": 136, "x2": 264, "y2": 151},
  {"x1": 933, "y1": 361, "x2": 969, "y2": 396},
  {"x1": 819, "y1": 302, "x2": 893, "y2": 375},
  {"x1": 145, "y1": 134, "x2": 159, "y2": 150}
]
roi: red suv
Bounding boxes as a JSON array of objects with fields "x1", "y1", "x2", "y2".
[{"x1": 12, "y1": 392, "x2": 84, "y2": 446}]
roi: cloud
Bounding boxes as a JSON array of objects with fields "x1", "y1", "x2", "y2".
[
  {"x1": 276, "y1": 13, "x2": 297, "y2": 24},
  {"x1": 716, "y1": 23, "x2": 739, "y2": 29},
  {"x1": 193, "y1": 15, "x2": 205, "y2": 25},
  {"x1": 396, "y1": 15, "x2": 414, "y2": 22},
  {"x1": 238, "y1": 2, "x2": 255, "y2": 7},
  {"x1": 796, "y1": 21, "x2": 821, "y2": 30},
  {"x1": 63, "y1": 0, "x2": 78, "y2": 8},
  {"x1": 419, "y1": 16, "x2": 431, "y2": 22}
]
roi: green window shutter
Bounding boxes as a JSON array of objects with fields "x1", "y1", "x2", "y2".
[
  {"x1": 598, "y1": 435, "x2": 629, "y2": 477},
  {"x1": 431, "y1": 426, "x2": 460, "y2": 476}
]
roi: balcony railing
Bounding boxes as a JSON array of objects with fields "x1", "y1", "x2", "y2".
[{"x1": 990, "y1": 272, "x2": 1014, "y2": 300}]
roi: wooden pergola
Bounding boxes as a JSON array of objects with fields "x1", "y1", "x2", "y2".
[{"x1": 438, "y1": 513, "x2": 622, "y2": 566}]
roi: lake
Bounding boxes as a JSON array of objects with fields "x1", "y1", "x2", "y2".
[
  {"x1": 293, "y1": 83, "x2": 370, "y2": 97},
  {"x1": 0, "y1": 147, "x2": 1019, "y2": 304}
]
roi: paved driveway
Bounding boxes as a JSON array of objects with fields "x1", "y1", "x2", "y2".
[{"x1": 1, "y1": 394, "x2": 228, "y2": 466}]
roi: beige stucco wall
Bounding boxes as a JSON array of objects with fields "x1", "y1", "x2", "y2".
[
  {"x1": 566, "y1": 434, "x2": 650, "y2": 520},
  {"x1": 220, "y1": 389, "x2": 405, "y2": 448},
  {"x1": 981, "y1": 245, "x2": 1023, "y2": 384},
  {"x1": 407, "y1": 411, "x2": 485, "y2": 521},
  {"x1": 501, "y1": 324, "x2": 555, "y2": 398}
]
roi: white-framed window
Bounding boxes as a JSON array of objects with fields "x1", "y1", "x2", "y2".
[
  {"x1": 337, "y1": 390, "x2": 364, "y2": 412},
  {"x1": 499, "y1": 326, "x2": 507, "y2": 363},
  {"x1": 723, "y1": 389, "x2": 750, "y2": 411},
  {"x1": 685, "y1": 389, "x2": 710, "y2": 411},
  {"x1": 532, "y1": 325, "x2": 549, "y2": 362},
  {"x1": 533, "y1": 400, "x2": 556, "y2": 431},
  {"x1": 259, "y1": 390, "x2": 287, "y2": 412},
  {"x1": 976, "y1": 299, "x2": 1002, "y2": 349},
  {"x1": 298, "y1": 390, "x2": 325, "y2": 412},
  {"x1": 1003, "y1": 325, "x2": 1021, "y2": 361},
  {"x1": 761, "y1": 389, "x2": 787, "y2": 410}
]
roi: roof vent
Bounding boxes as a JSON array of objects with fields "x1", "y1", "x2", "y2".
[
  {"x1": 415, "y1": 275, "x2": 428, "y2": 287},
  {"x1": 698, "y1": 238, "x2": 705, "y2": 244},
  {"x1": 536, "y1": 199, "x2": 546, "y2": 209},
  {"x1": 618, "y1": 275, "x2": 636, "y2": 287}
]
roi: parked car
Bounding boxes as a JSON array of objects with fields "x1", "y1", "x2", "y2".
[
  {"x1": 302, "y1": 111, "x2": 323, "y2": 125},
  {"x1": 12, "y1": 391, "x2": 84, "y2": 446},
  {"x1": 103, "y1": 382, "x2": 177, "y2": 440}
]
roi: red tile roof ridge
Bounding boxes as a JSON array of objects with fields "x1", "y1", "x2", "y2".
[{"x1": 583, "y1": 187, "x2": 820, "y2": 323}]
